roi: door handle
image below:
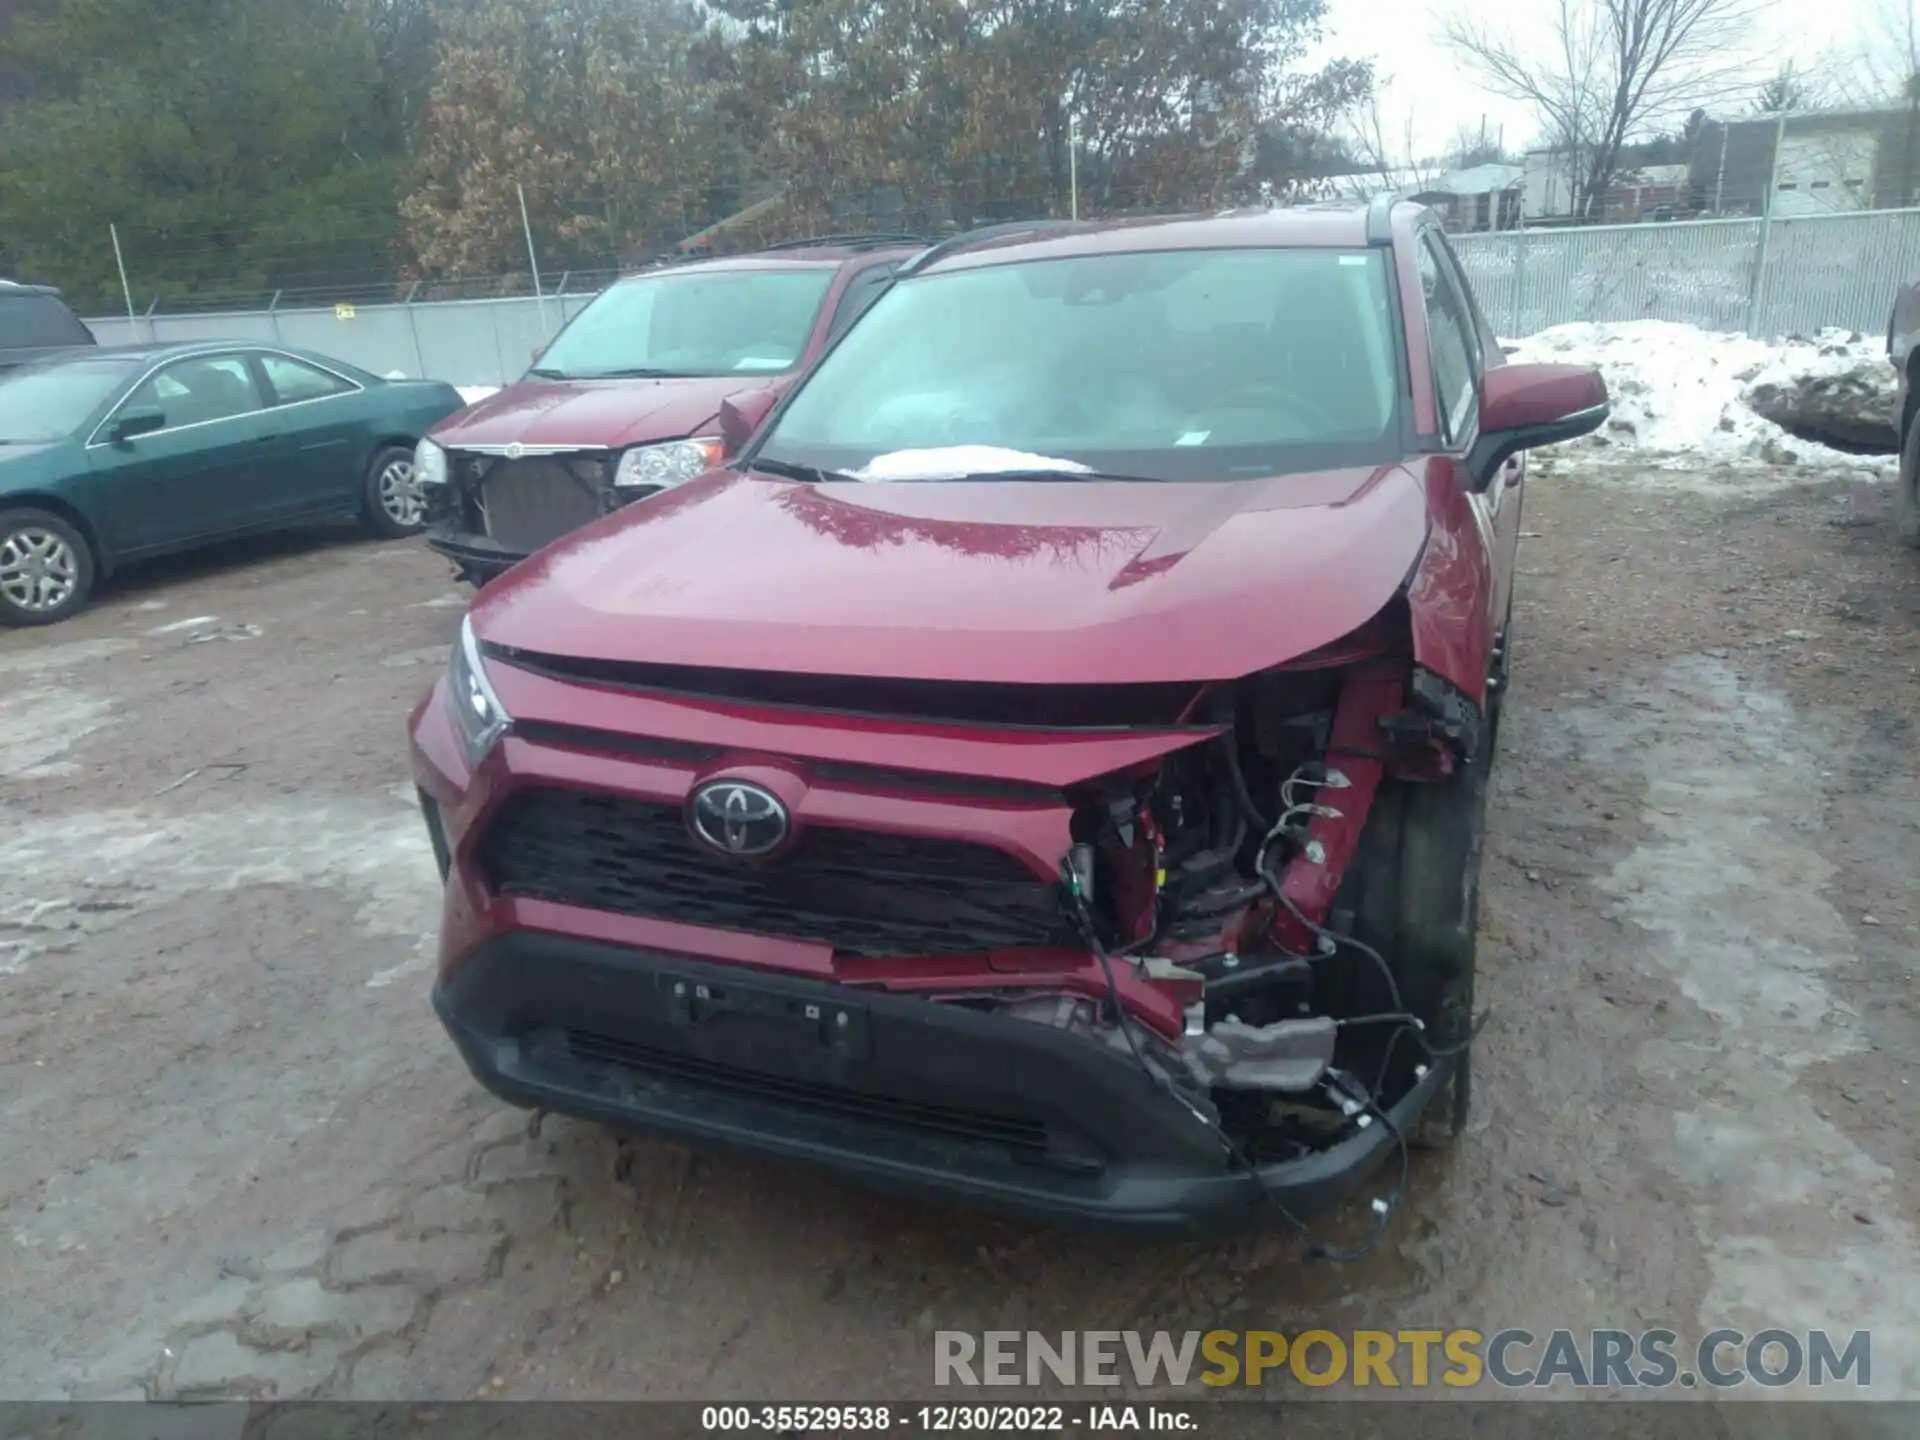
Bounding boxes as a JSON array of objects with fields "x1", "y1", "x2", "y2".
[{"x1": 255, "y1": 433, "x2": 282, "y2": 444}]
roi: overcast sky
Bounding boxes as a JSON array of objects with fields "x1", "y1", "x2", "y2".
[{"x1": 1318, "y1": 0, "x2": 1890, "y2": 162}]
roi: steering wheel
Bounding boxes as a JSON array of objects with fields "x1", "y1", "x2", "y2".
[{"x1": 1215, "y1": 384, "x2": 1341, "y2": 434}]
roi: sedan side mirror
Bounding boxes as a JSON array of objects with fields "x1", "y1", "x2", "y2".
[
  {"x1": 718, "y1": 388, "x2": 780, "y2": 458},
  {"x1": 1466, "y1": 364, "x2": 1609, "y2": 491},
  {"x1": 110, "y1": 406, "x2": 167, "y2": 442}
]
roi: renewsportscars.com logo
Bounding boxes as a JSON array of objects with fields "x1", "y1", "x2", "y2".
[{"x1": 933, "y1": 1329, "x2": 1873, "y2": 1391}]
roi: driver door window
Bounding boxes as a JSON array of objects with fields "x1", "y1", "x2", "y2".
[
  {"x1": 1416, "y1": 234, "x2": 1479, "y2": 446},
  {"x1": 123, "y1": 354, "x2": 266, "y2": 431}
]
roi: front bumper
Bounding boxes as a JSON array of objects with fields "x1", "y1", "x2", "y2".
[
  {"x1": 433, "y1": 931, "x2": 1451, "y2": 1237},
  {"x1": 424, "y1": 524, "x2": 524, "y2": 585}
]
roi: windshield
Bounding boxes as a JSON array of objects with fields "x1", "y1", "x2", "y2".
[
  {"x1": 758, "y1": 247, "x2": 1402, "y2": 482},
  {"x1": 0, "y1": 356, "x2": 139, "y2": 443},
  {"x1": 533, "y1": 267, "x2": 836, "y2": 379}
]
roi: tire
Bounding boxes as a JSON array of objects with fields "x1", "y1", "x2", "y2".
[
  {"x1": 1897, "y1": 407, "x2": 1920, "y2": 550},
  {"x1": 1340, "y1": 722, "x2": 1491, "y2": 1150},
  {"x1": 364, "y1": 444, "x2": 426, "y2": 539},
  {"x1": 1485, "y1": 597, "x2": 1513, "y2": 760},
  {"x1": 0, "y1": 507, "x2": 96, "y2": 627}
]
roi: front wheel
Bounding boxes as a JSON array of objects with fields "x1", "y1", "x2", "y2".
[
  {"x1": 0, "y1": 507, "x2": 96, "y2": 627},
  {"x1": 1343, "y1": 727, "x2": 1491, "y2": 1150},
  {"x1": 364, "y1": 445, "x2": 426, "y2": 539},
  {"x1": 1896, "y1": 409, "x2": 1920, "y2": 550}
]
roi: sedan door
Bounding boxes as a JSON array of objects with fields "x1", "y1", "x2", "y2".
[
  {"x1": 254, "y1": 350, "x2": 369, "y2": 518},
  {"x1": 87, "y1": 352, "x2": 287, "y2": 555}
]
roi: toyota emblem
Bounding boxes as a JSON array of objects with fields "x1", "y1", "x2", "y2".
[
  {"x1": 503, "y1": 442, "x2": 525, "y2": 460},
  {"x1": 688, "y1": 780, "x2": 790, "y2": 858}
]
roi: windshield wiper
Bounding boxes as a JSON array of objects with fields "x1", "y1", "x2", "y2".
[
  {"x1": 750, "y1": 457, "x2": 860, "y2": 484},
  {"x1": 579, "y1": 366, "x2": 695, "y2": 379},
  {"x1": 527, "y1": 366, "x2": 571, "y2": 378},
  {"x1": 930, "y1": 468, "x2": 1160, "y2": 484}
]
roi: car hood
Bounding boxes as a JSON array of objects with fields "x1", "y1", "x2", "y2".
[
  {"x1": 472, "y1": 463, "x2": 1432, "y2": 687},
  {"x1": 430, "y1": 374, "x2": 782, "y2": 451}
]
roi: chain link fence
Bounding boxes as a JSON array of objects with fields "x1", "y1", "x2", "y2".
[
  {"x1": 1449, "y1": 207, "x2": 1920, "y2": 341},
  {"x1": 81, "y1": 207, "x2": 1920, "y2": 387}
]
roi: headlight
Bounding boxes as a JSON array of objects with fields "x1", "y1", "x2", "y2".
[
  {"x1": 613, "y1": 436, "x2": 724, "y2": 491},
  {"x1": 415, "y1": 437, "x2": 449, "y2": 487},
  {"x1": 445, "y1": 615, "x2": 510, "y2": 767}
]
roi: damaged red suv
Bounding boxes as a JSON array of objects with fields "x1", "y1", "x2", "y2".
[{"x1": 409, "y1": 201, "x2": 1608, "y2": 1237}]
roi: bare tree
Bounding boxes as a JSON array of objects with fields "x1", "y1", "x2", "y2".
[
  {"x1": 1443, "y1": 0, "x2": 1763, "y2": 219},
  {"x1": 1341, "y1": 86, "x2": 1447, "y2": 196},
  {"x1": 1854, "y1": 0, "x2": 1919, "y2": 203}
]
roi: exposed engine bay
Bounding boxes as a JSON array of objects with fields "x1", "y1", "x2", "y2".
[{"x1": 975, "y1": 606, "x2": 1488, "y2": 1219}]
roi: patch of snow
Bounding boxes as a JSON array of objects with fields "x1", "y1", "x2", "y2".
[
  {"x1": 143, "y1": 615, "x2": 219, "y2": 637},
  {"x1": 0, "y1": 688, "x2": 114, "y2": 780},
  {"x1": 1504, "y1": 321, "x2": 1897, "y2": 491},
  {"x1": 852, "y1": 446, "x2": 1093, "y2": 482},
  {"x1": 456, "y1": 386, "x2": 499, "y2": 405}
]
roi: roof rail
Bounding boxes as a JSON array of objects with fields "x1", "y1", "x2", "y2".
[
  {"x1": 897, "y1": 218, "x2": 1080, "y2": 276},
  {"x1": 758, "y1": 232, "x2": 930, "y2": 253},
  {"x1": 1365, "y1": 192, "x2": 1397, "y2": 245}
]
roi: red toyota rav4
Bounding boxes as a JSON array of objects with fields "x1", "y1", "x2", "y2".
[
  {"x1": 415, "y1": 235, "x2": 924, "y2": 585},
  {"x1": 409, "y1": 201, "x2": 1608, "y2": 1238}
]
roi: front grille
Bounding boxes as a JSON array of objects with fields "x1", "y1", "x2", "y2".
[
  {"x1": 473, "y1": 456, "x2": 607, "y2": 553},
  {"x1": 480, "y1": 788, "x2": 1077, "y2": 958},
  {"x1": 563, "y1": 1028, "x2": 1097, "y2": 1169}
]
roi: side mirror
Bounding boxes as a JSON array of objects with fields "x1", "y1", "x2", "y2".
[
  {"x1": 1466, "y1": 363, "x2": 1609, "y2": 490},
  {"x1": 717, "y1": 388, "x2": 780, "y2": 457},
  {"x1": 110, "y1": 405, "x2": 167, "y2": 442}
]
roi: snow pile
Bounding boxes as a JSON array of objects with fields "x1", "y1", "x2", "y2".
[
  {"x1": 1503, "y1": 320, "x2": 1896, "y2": 483},
  {"x1": 1743, "y1": 331, "x2": 1901, "y2": 452}
]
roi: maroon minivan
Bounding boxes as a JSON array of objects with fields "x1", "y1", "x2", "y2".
[{"x1": 416, "y1": 235, "x2": 924, "y2": 585}]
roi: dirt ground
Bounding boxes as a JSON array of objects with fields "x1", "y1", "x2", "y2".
[{"x1": 1, "y1": 463, "x2": 1916, "y2": 1411}]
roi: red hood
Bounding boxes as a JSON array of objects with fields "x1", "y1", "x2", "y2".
[
  {"x1": 470, "y1": 465, "x2": 1431, "y2": 686},
  {"x1": 431, "y1": 374, "x2": 786, "y2": 450}
]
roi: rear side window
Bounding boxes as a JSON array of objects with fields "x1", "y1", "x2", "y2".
[
  {"x1": 0, "y1": 292, "x2": 93, "y2": 349},
  {"x1": 261, "y1": 353, "x2": 356, "y2": 403}
]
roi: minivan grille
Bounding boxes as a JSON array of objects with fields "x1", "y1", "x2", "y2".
[
  {"x1": 480, "y1": 788, "x2": 1076, "y2": 958},
  {"x1": 474, "y1": 456, "x2": 606, "y2": 553}
]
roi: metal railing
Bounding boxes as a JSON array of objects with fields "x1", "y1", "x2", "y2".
[{"x1": 83, "y1": 207, "x2": 1920, "y2": 387}]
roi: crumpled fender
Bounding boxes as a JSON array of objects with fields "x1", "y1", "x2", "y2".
[{"x1": 1403, "y1": 456, "x2": 1495, "y2": 709}]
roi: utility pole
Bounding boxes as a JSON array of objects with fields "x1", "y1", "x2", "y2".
[
  {"x1": 1069, "y1": 113, "x2": 1080, "y2": 221},
  {"x1": 109, "y1": 224, "x2": 137, "y2": 332},
  {"x1": 1747, "y1": 107, "x2": 1791, "y2": 336},
  {"x1": 517, "y1": 182, "x2": 552, "y2": 339}
]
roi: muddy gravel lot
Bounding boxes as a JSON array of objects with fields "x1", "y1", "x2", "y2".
[{"x1": 1, "y1": 465, "x2": 1916, "y2": 1413}]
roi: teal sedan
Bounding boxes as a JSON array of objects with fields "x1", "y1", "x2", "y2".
[{"x1": 0, "y1": 341, "x2": 467, "y2": 625}]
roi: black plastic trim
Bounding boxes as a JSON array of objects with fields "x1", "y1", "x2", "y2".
[{"x1": 433, "y1": 933, "x2": 1450, "y2": 1235}]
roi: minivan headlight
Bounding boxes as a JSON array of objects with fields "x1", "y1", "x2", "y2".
[
  {"x1": 445, "y1": 615, "x2": 510, "y2": 766},
  {"x1": 613, "y1": 436, "x2": 723, "y2": 491},
  {"x1": 415, "y1": 437, "x2": 450, "y2": 487}
]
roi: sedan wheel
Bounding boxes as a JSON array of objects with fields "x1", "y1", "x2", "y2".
[
  {"x1": 0, "y1": 526, "x2": 80, "y2": 614},
  {"x1": 379, "y1": 457, "x2": 423, "y2": 528},
  {"x1": 0, "y1": 508, "x2": 95, "y2": 627}
]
